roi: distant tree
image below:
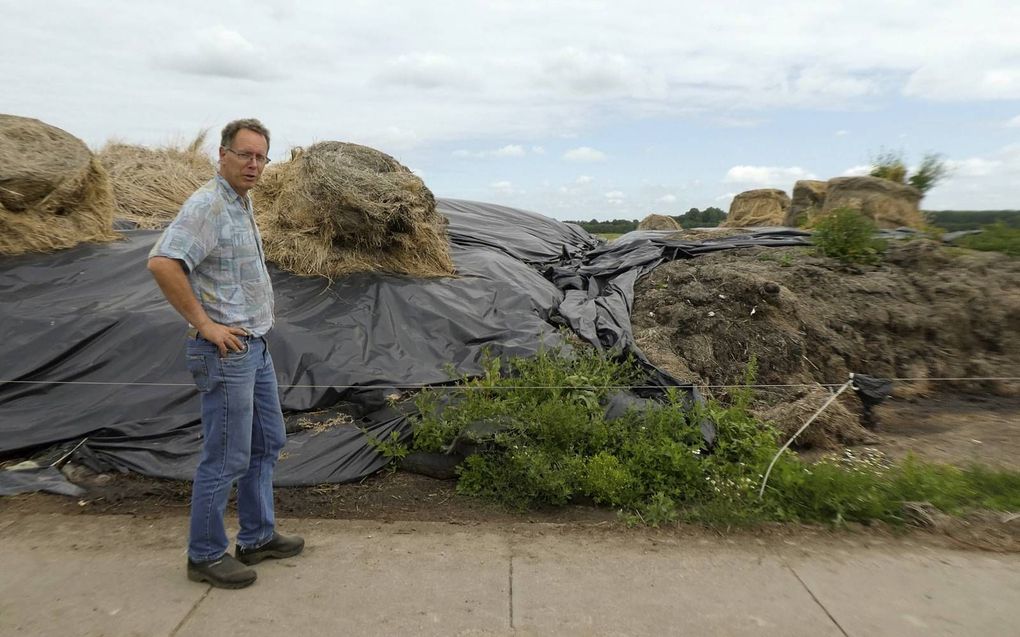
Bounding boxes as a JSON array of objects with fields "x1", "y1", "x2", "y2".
[{"x1": 673, "y1": 206, "x2": 726, "y2": 228}]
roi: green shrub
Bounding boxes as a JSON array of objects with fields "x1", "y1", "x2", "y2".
[
  {"x1": 411, "y1": 348, "x2": 1020, "y2": 525},
  {"x1": 869, "y1": 150, "x2": 948, "y2": 194},
  {"x1": 812, "y1": 207, "x2": 887, "y2": 264},
  {"x1": 956, "y1": 222, "x2": 1020, "y2": 257}
]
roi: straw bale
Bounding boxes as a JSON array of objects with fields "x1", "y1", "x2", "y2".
[
  {"x1": 98, "y1": 132, "x2": 215, "y2": 229},
  {"x1": 0, "y1": 114, "x2": 118, "y2": 255},
  {"x1": 821, "y1": 176, "x2": 924, "y2": 229},
  {"x1": 785, "y1": 180, "x2": 828, "y2": 226},
  {"x1": 755, "y1": 386, "x2": 874, "y2": 449},
  {"x1": 253, "y1": 141, "x2": 454, "y2": 279},
  {"x1": 637, "y1": 213, "x2": 682, "y2": 231},
  {"x1": 722, "y1": 189, "x2": 790, "y2": 227}
]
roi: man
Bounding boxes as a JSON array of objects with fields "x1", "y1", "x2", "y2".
[{"x1": 148, "y1": 118, "x2": 303, "y2": 589}]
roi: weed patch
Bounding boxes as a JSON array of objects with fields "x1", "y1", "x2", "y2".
[
  {"x1": 812, "y1": 207, "x2": 887, "y2": 264},
  {"x1": 409, "y1": 348, "x2": 1020, "y2": 526}
]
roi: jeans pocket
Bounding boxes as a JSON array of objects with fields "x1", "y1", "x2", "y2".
[
  {"x1": 186, "y1": 354, "x2": 212, "y2": 392},
  {"x1": 221, "y1": 339, "x2": 252, "y2": 364}
]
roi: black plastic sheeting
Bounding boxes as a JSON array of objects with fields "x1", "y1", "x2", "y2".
[{"x1": 1, "y1": 200, "x2": 813, "y2": 493}]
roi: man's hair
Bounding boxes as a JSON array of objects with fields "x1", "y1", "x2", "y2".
[{"x1": 220, "y1": 118, "x2": 271, "y2": 151}]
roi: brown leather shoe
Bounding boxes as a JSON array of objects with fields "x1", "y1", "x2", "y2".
[
  {"x1": 235, "y1": 532, "x2": 305, "y2": 565},
  {"x1": 187, "y1": 554, "x2": 257, "y2": 589}
]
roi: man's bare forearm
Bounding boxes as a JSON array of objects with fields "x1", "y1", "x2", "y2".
[{"x1": 147, "y1": 256, "x2": 214, "y2": 329}]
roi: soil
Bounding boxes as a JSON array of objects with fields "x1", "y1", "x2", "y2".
[{"x1": 631, "y1": 239, "x2": 1020, "y2": 447}]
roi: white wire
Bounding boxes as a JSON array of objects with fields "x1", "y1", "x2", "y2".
[
  {"x1": 757, "y1": 378, "x2": 855, "y2": 500},
  {"x1": 0, "y1": 377, "x2": 1017, "y2": 390}
]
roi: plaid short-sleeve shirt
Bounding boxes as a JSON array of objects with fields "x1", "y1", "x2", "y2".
[{"x1": 149, "y1": 175, "x2": 275, "y2": 336}]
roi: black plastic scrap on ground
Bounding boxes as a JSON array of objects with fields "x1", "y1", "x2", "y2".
[{"x1": 1, "y1": 200, "x2": 822, "y2": 495}]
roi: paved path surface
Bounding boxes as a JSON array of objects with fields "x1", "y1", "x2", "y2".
[{"x1": 1, "y1": 512, "x2": 1018, "y2": 636}]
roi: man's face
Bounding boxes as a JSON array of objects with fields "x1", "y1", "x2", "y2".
[{"x1": 218, "y1": 128, "x2": 269, "y2": 196}]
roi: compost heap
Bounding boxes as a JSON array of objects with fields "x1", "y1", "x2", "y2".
[
  {"x1": 254, "y1": 141, "x2": 454, "y2": 279},
  {"x1": 0, "y1": 114, "x2": 118, "y2": 255},
  {"x1": 632, "y1": 239, "x2": 1020, "y2": 447},
  {"x1": 98, "y1": 132, "x2": 215, "y2": 229}
]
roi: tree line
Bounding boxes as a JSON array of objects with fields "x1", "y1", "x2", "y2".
[{"x1": 572, "y1": 207, "x2": 727, "y2": 234}]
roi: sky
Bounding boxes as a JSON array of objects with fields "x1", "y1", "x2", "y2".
[{"x1": 2, "y1": 0, "x2": 1019, "y2": 221}]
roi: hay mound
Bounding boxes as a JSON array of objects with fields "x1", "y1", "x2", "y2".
[
  {"x1": 98, "y1": 132, "x2": 214, "y2": 229},
  {"x1": 254, "y1": 141, "x2": 454, "y2": 279},
  {"x1": 755, "y1": 386, "x2": 875, "y2": 449},
  {"x1": 785, "y1": 180, "x2": 828, "y2": 226},
  {"x1": 0, "y1": 114, "x2": 118, "y2": 255},
  {"x1": 821, "y1": 176, "x2": 924, "y2": 229},
  {"x1": 638, "y1": 213, "x2": 682, "y2": 231},
  {"x1": 722, "y1": 189, "x2": 790, "y2": 227}
]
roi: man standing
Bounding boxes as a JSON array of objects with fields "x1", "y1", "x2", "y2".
[{"x1": 148, "y1": 119, "x2": 303, "y2": 589}]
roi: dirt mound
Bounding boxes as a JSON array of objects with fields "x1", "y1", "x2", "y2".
[
  {"x1": 632, "y1": 240, "x2": 1020, "y2": 445},
  {"x1": 98, "y1": 133, "x2": 214, "y2": 229},
  {"x1": 822, "y1": 176, "x2": 924, "y2": 229},
  {"x1": 0, "y1": 114, "x2": 119, "y2": 255},
  {"x1": 638, "y1": 214, "x2": 681, "y2": 231},
  {"x1": 253, "y1": 141, "x2": 454, "y2": 279},
  {"x1": 722, "y1": 189, "x2": 790, "y2": 227}
]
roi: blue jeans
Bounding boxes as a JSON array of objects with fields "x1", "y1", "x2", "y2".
[{"x1": 184, "y1": 335, "x2": 286, "y2": 562}]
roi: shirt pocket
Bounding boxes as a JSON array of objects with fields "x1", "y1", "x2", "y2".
[{"x1": 232, "y1": 228, "x2": 264, "y2": 283}]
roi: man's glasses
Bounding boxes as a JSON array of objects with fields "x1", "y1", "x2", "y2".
[{"x1": 224, "y1": 147, "x2": 271, "y2": 166}]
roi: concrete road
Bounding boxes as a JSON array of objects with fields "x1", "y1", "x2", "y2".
[{"x1": 1, "y1": 512, "x2": 1018, "y2": 636}]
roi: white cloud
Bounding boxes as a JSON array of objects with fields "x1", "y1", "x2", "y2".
[
  {"x1": 452, "y1": 144, "x2": 527, "y2": 158},
  {"x1": 364, "y1": 125, "x2": 421, "y2": 150},
  {"x1": 723, "y1": 165, "x2": 815, "y2": 186},
  {"x1": 493, "y1": 144, "x2": 525, "y2": 157},
  {"x1": 835, "y1": 130, "x2": 850, "y2": 137},
  {"x1": 159, "y1": 27, "x2": 280, "y2": 81},
  {"x1": 563, "y1": 147, "x2": 607, "y2": 162},
  {"x1": 605, "y1": 190, "x2": 625, "y2": 200},
  {"x1": 905, "y1": 61, "x2": 1020, "y2": 101},
  {"x1": 842, "y1": 165, "x2": 872, "y2": 177},
  {"x1": 490, "y1": 180, "x2": 515, "y2": 194},
  {"x1": 532, "y1": 146, "x2": 546, "y2": 154},
  {"x1": 375, "y1": 52, "x2": 476, "y2": 90},
  {"x1": 1006, "y1": 115, "x2": 1020, "y2": 128},
  {"x1": 945, "y1": 157, "x2": 1002, "y2": 178},
  {"x1": 575, "y1": 175, "x2": 594, "y2": 184},
  {"x1": 657, "y1": 194, "x2": 677, "y2": 204},
  {"x1": 538, "y1": 47, "x2": 666, "y2": 99}
]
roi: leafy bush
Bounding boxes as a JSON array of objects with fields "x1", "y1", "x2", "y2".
[
  {"x1": 811, "y1": 207, "x2": 887, "y2": 264},
  {"x1": 410, "y1": 347, "x2": 1020, "y2": 526},
  {"x1": 956, "y1": 222, "x2": 1020, "y2": 257}
]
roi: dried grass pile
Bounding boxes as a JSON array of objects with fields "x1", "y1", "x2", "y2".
[
  {"x1": 254, "y1": 141, "x2": 454, "y2": 279},
  {"x1": 722, "y1": 189, "x2": 791, "y2": 227},
  {"x1": 0, "y1": 114, "x2": 118, "y2": 255},
  {"x1": 821, "y1": 176, "x2": 924, "y2": 229},
  {"x1": 98, "y1": 132, "x2": 215, "y2": 229},
  {"x1": 754, "y1": 386, "x2": 875, "y2": 449},
  {"x1": 637, "y1": 213, "x2": 682, "y2": 231}
]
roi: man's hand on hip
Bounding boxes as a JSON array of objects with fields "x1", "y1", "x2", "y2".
[{"x1": 198, "y1": 323, "x2": 250, "y2": 357}]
